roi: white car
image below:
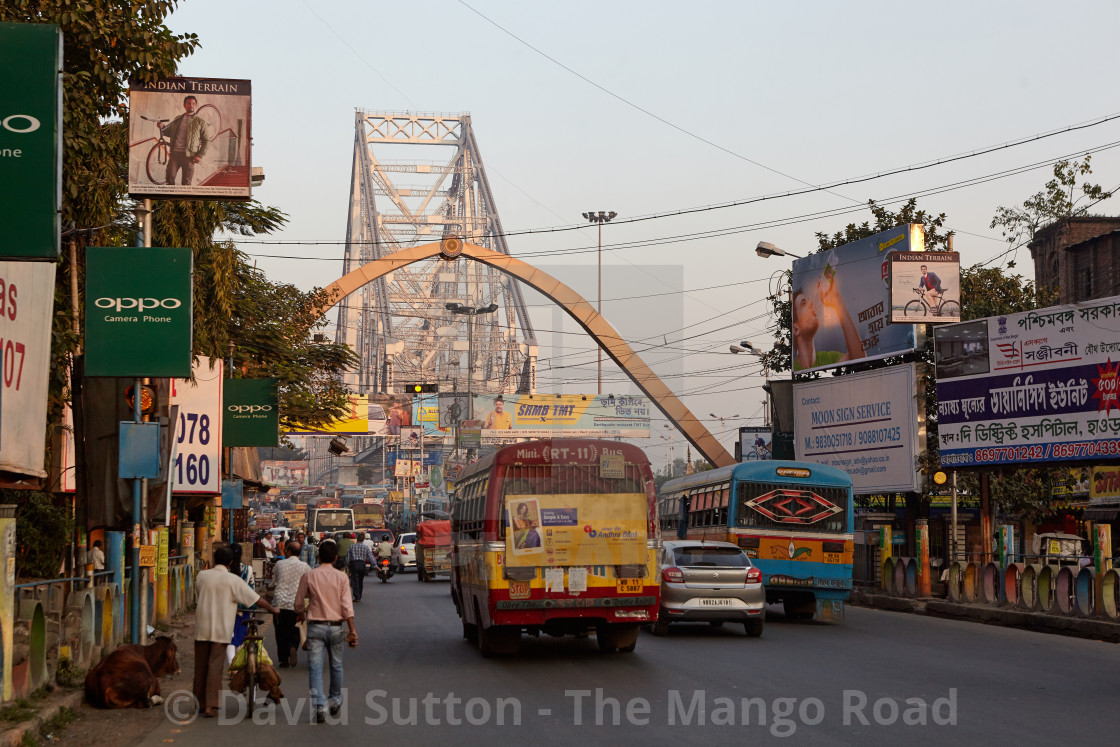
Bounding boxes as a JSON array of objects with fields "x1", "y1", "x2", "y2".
[{"x1": 395, "y1": 532, "x2": 417, "y2": 571}]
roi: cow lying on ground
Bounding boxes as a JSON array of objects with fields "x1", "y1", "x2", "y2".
[{"x1": 84, "y1": 636, "x2": 181, "y2": 709}]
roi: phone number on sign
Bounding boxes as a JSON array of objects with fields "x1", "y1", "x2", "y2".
[{"x1": 963, "y1": 439, "x2": 1120, "y2": 464}]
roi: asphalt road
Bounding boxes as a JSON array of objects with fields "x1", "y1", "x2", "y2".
[{"x1": 143, "y1": 572, "x2": 1120, "y2": 745}]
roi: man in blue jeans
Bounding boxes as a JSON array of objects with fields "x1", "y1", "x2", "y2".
[
  {"x1": 345, "y1": 532, "x2": 375, "y2": 601},
  {"x1": 294, "y1": 540, "x2": 357, "y2": 723}
]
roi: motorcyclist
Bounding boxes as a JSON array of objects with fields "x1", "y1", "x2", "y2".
[{"x1": 376, "y1": 534, "x2": 393, "y2": 560}]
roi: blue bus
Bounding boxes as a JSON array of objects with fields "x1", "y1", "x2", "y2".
[{"x1": 658, "y1": 460, "x2": 853, "y2": 621}]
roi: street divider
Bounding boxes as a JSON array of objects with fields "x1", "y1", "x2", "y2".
[
  {"x1": 947, "y1": 562, "x2": 967, "y2": 602},
  {"x1": 1055, "y1": 566, "x2": 1076, "y2": 615},
  {"x1": 963, "y1": 562, "x2": 980, "y2": 602},
  {"x1": 1020, "y1": 564, "x2": 1045, "y2": 610},
  {"x1": 16, "y1": 599, "x2": 47, "y2": 697},
  {"x1": 1102, "y1": 569, "x2": 1120, "y2": 620},
  {"x1": 64, "y1": 589, "x2": 95, "y2": 665},
  {"x1": 881, "y1": 557, "x2": 896, "y2": 594},
  {"x1": 1003, "y1": 563, "x2": 1026, "y2": 607},
  {"x1": 980, "y1": 562, "x2": 1001, "y2": 605},
  {"x1": 1074, "y1": 567, "x2": 1096, "y2": 617}
]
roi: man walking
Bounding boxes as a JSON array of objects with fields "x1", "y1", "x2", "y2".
[
  {"x1": 297, "y1": 531, "x2": 318, "y2": 568},
  {"x1": 194, "y1": 545, "x2": 279, "y2": 717},
  {"x1": 345, "y1": 532, "x2": 375, "y2": 602},
  {"x1": 295, "y1": 541, "x2": 357, "y2": 723},
  {"x1": 272, "y1": 540, "x2": 310, "y2": 668},
  {"x1": 160, "y1": 95, "x2": 211, "y2": 185}
]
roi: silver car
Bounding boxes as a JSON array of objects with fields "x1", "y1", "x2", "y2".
[{"x1": 651, "y1": 540, "x2": 765, "y2": 637}]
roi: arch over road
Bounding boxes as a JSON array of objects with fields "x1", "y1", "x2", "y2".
[{"x1": 314, "y1": 239, "x2": 734, "y2": 468}]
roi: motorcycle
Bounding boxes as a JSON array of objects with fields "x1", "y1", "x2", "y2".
[{"x1": 375, "y1": 556, "x2": 396, "y2": 583}]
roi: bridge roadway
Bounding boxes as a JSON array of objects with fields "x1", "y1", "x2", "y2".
[{"x1": 143, "y1": 574, "x2": 1117, "y2": 745}]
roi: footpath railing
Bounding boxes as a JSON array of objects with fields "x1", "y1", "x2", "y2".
[
  {"x1": 4, "y1": 556, "x2": 196, "y2": 702},
  {"x1": 878, "y1": 554, "x2": 1119, "y2": 620}
]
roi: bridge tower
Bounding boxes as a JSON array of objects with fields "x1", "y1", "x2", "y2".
[{"x1": 336, "y1": 111, "x2": 538, "y2": 396}]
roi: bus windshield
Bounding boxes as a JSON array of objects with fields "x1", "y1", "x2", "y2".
[{"x1": 314, "y1": 509, "x2": 354, "y2": 531}]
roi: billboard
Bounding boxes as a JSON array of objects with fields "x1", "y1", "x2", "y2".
[
  {"x1": 261, "y1": 461, "x2": 309, "y2": 487},
  {"x1": 170, "y1": 357, "x2": 222, "y2": 494},
  {"x1": 790, "y1": 224, "x2": 923, "y2": 372},
  {"x1": 84, "y1": 247, "x2": 193, "y2": 377},
  {"x1": 793, "y1": 364, "x2": 922, "y2": 494},
  {"x1": 128, "y1": 77, "x2": 252, "y2": 199},
  {"x1": 222, "y1": 378, "x2": 278, "y2": 447},
  {"x1": 0, "y1": 23, "x2": 62, "y2": 260},
  {"x1": 286, "y1": 393, "x2": 415, "y2": 436},
  {"x1": 935, "y1": 295, "x2": 1120, "y2": 467},
  {"x1": 474, "y1": 393, "x2": 651, "y2": 438},
  {"x1": 0, "y1": 261, "x2": 56, "y2": 477},
  {"x1": 738, "y1": 426, "x2": 773, "y2": 461},
  {"x1": 889, "y1": 251, "x2": 960, "y2": 323}
]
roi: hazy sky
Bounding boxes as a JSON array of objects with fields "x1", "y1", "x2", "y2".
[{"x1": 167, "y1": 0, "x2": 1120, "y2": 459}]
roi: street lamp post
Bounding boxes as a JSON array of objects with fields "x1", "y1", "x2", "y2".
[
  {"x1": 731, "y1": 341, "x2": 771, "y2": 427},
  {"x1": 755, "y1": 241, "x2": 803, "y2": 259},
  {"x1": 446, "y1": 302, "x2": 499, "y2": 453},
  {"x1": 582, "y1": 210, "x2": 617, "y2": 394}
]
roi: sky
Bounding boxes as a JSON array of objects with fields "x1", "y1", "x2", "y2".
[{"x1": 166, "y1": 0, "x2": 1120, "y2": 462}]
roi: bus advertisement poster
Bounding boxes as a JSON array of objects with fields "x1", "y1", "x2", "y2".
[{"x1": 504, "y1": 493, "x2": 648, "y2": 567}]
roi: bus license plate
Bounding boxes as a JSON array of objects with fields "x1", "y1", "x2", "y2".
[
  {"x1": 616, "y1": 578, "x2": 643, "y2": 594},
  {"x1": 700, "y1": 598, "x2": 733, "y2": 607}
]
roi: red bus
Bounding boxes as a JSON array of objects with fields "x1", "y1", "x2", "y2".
[{"x1": 451, "y1": 439, "x2": 660, "y2": 656}]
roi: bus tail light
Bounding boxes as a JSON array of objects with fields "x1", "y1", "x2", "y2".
[
  {"x1": 746, "y1": 567, "x2": 762, "y2": 585},
  {"x1": 662, "y1": 566, "x2": 684, "y2": 583}
]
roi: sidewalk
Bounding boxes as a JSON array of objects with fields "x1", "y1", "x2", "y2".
[
  {"x1": 0, "y1": 609, "x2": 202, "y2": 747},
  {"x1": 852, "y1": 589, "x2": 1120, "y2": 642}
]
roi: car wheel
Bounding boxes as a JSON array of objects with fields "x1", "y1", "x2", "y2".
[
  {"x1": 650, "y1": 615, "x2": 670, "y2": 636},
  {"x1": 745, "y1": 618, "x2": 764, "y2": 637},
  {"x1": 462, "y1": 620, "x2": 478, "y2": 643},
  {"x1": 597, "y1": 623, "x2": 638, "y2": 653},
  {"x1": 478, "y1": 623, "x2": 519, "y2": 657}
]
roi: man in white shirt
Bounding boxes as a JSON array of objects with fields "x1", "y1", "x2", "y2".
[
  {"x1": 90, "y1": 540, "x2": 106, "y2": 573},
  {"x1": 272, "y1": 540, "x2": 310, "y2": 668},
  {"x1": 194, "y1": 545, "x2": 278, "y2": 717}
]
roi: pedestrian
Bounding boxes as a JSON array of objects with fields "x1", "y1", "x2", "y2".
[
  {"x1": 345, "y1": 532, "x2": 375, "y2": 602},
  {"x1": 193, "y1": 545, "x2": 278, "y2": 718},
  {"x1": 90, "y1": 540, "x2": 106, "y2": 573},
  {"x1": 295, "y1": 540, "x2": 357, "y2": 723},
  {"x1": 272, "y1": 540, "x2": 311, "y2": 668},
  {"x1": 297, "y1": 531, "x2": 318, "y2": 568}
]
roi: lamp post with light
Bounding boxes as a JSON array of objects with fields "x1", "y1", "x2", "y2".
[
  {"x1": 582, "y1": 210, "x2": 617, "y2": 394},
  {"x1": 730, "y1": 341, "x2": 770, "y2": 427},
  {"x1": 446, "y1": 302, "x2": 498, "y2": 456},
  {"x1": 755, "y1": 241, "x2": 803, "y2": 259}
]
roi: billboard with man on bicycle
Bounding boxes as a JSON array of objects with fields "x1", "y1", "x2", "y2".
[
  {"x1": 888, "y1": 251, "x2": 961, "y2": 324},
  {"x1": 128, "y1": 77, "x2": 252, "y2": 199}
]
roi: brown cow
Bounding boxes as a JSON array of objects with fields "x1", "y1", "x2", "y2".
[{"x1": 84, "y1": 636, "x2": 181, "y2": 709}]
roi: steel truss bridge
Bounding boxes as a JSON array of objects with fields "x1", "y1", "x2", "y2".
[{"x1": 336, "y1": 111, "x2": 538, "y2": 396}]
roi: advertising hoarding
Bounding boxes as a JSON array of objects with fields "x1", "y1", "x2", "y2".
[
  {"x1": 261, "y1": 461, "x2": 309, "y2": 487},
  {"x1": 84, "y1": 247, "x2": 193, "y2": 377},
  {"x1": 0, "y1": 23, "x2": 62, "y2": 260},
  {"x1": 738, "y1": 426, "x2": 773, "y2": 461},
  {"x1": 128, "y1": 77, "x2": 252, "y2": 199},
  {"x1": 473, "y1": 393, "x2": 651, "y2": 438},
  {"x1": 170, "y1": 357, "x2": 222, "y2": 494},
  {"x1": 0, "y1": 261, "x2": 56, "y2": 477},
  {"x1": 935, "y1": 296, "x2": 1120, "y2": 467},
  {"x1": 438, "y1": 393, "x2": 469, "y2": 428},
  {"x1": 793, "y1": 364, "x2": 922, "y2": 493},
  {"x1": 503, "y1": 493, "x2": 648, "y2": 568},
  {"x1": 888, "y1": 251, "x2": 961, "y2": 323},
  {"x1": 222, "y1": 378, "x2": 278, "y2": 447},
  {"x1": 790, "y1": 224, "x2": 923, "y2": 372}
]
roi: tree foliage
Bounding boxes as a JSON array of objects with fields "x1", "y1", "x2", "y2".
[{"x1": 990, "y1": 157, "x2": 1113, "y2": 247}]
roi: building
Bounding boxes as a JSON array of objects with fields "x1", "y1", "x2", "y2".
[{"x1": 1029, "y1": 216, "x2": 1120, "y2": 303}]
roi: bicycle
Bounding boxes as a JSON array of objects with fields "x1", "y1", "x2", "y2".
[
  {"x1": 904, "y1": 287, "x2": 960, "y2": 319},
  {"x1": 238, "y1": 609, "x2": 270, "y2": 715},
  {"x1": 136, "y1": 106, "x2": 222, "y2": 184}
]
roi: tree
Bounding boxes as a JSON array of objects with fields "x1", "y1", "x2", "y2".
[{"x1": 990, "y1": 157, "x2": 1112, "y2": 249}]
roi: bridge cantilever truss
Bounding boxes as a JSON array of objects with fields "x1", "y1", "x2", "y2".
[{"x1": 336, "y1": 111, "x2": 538, "y2": 395}]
